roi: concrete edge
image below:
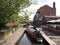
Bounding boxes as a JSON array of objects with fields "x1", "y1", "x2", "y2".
[{"x1": 14, "y1": 31, "x2": 25, "y2": 45}]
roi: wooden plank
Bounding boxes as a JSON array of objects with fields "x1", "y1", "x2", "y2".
[{"x1": 40, "y1": 30, "x2": 57, "y2": 45}]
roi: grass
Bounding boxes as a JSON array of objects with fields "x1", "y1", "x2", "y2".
[
  {"x1": 0, "y1": 23, "x2": 24, "y2": 39},
  {"x1": 0, "y1": 27, "x2": 19, "y2": 39}
]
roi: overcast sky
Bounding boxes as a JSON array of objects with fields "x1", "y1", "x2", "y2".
[{"x1": 30, "y1": 0, "x2": 60, "y2": 15}]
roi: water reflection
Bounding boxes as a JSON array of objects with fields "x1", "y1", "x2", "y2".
[{"x1": 18, "y1": 33, "x2": 43, "y2": 45}]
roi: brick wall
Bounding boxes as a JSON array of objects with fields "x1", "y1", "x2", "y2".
[{"x1": 40, "y1": 5, "x2": 56, "y2": 16}]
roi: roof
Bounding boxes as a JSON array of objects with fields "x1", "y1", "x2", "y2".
[
  {"x1": 40, "y1": 5, "x2": 53, "y2": 10},
  {"x1": 45, "y1": 16, "x2": 60, "y2": 18},
  {"x1": 47, "y1": 19, "x2": 60, "y2": 23},
  {"x1": 7, "y1": 22, "x2": 18, "y2": 27}
]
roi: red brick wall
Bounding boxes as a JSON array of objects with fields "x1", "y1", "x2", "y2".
[{"x1": 40, "y1": 5, "x2": 56, "y2": 16}]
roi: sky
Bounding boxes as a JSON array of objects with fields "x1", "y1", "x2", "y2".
[{"x1": 19, "y1": 0, "x2": 60, "y2": 21}]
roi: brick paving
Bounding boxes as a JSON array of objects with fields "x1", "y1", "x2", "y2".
[{"x1": 0, "y1": 28, "x2": 25, "y2": 45}]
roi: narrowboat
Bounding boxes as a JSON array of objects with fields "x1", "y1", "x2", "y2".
[{"x1": 25, "y1": 26, "x2": 43, "y2": 43}]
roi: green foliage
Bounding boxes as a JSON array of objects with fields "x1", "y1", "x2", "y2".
[
  {"x1": 0, "y1": 0, "x2": 31, "y2": 29},
  {"x1": 19, "y1": 10, "x2": 33, "y2": 23},
  {"x1": 19, "y1": 15, "x2": 29, "y2": 23},
  {"x1": 8, "y1": 13, "x2": 18, "y2": 22}
]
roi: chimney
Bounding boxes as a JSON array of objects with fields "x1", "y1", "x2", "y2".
[
  {"x1": 53, "y1": 2, "x2": 56, "y2": 16},
  {"x1": 53, "y1": 2, "x2": 55, "y2": 8}
]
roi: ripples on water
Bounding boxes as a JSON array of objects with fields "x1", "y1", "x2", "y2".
[{"x1": 18, "y1": 33, "x2": 43, "y2": 45}]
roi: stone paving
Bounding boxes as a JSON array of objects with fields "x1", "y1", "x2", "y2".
[
  {"x1": 42, "y1": 30, "x2": 60, "y2": 45},
  {"x1": 0, "y1": 27, "x2": 26, "y2": 45}
]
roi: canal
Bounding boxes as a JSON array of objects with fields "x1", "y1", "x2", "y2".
[{"x1": 17, "y1": 33, "x2": 43, "y2": 45}]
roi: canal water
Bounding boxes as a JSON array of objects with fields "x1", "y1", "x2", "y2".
[{"x1": 17, "y1": 33, "x2": 43, "y2": 45}]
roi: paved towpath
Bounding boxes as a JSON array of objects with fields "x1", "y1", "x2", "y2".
[
  {"x1": 1, "y1": 27, "x2": 26, "y2": 45},
  {"x1": 42, "y1": 30, "x2": 60, "y2": 45}
]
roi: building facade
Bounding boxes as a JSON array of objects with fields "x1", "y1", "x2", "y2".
[
  {"x1": 33, "y1": 2, "x2": 56, "y2": 26},
  {"x1": 40, "y1": 2, "x2": 56, "y2": 16}
]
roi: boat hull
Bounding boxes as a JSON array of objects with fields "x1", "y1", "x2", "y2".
[{"x1": 25, "y1": 30, "x2": 43, "y2": 43}]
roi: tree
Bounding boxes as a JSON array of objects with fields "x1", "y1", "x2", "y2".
[
  {"x1": 0, "y1": 0, "x2": 31, "y2": 29},
  {"x1": 19, "y1": 10, "x2": 33, "y2": 23}
]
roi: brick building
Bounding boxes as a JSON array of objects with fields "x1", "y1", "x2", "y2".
[
  {"x1": 40, "y1": 2, "x2": 56, "y2": 16},
  {"x1": 33, "y1": 2, "x2": 56, "y2": 26}
]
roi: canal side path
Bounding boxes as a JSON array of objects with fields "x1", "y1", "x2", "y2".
[
  {"x1": 42, "y1": 30, "x2": 60, "y2": 45},
  {"x1": 37, "y1": 28, "x2": 57, "y2": 45},
  {"x1": 0, "y1": 27, "x2": 26, "y2": 45},
  {"x1": 37, "y1": 27, "x2": 60, "y2": 45}
]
